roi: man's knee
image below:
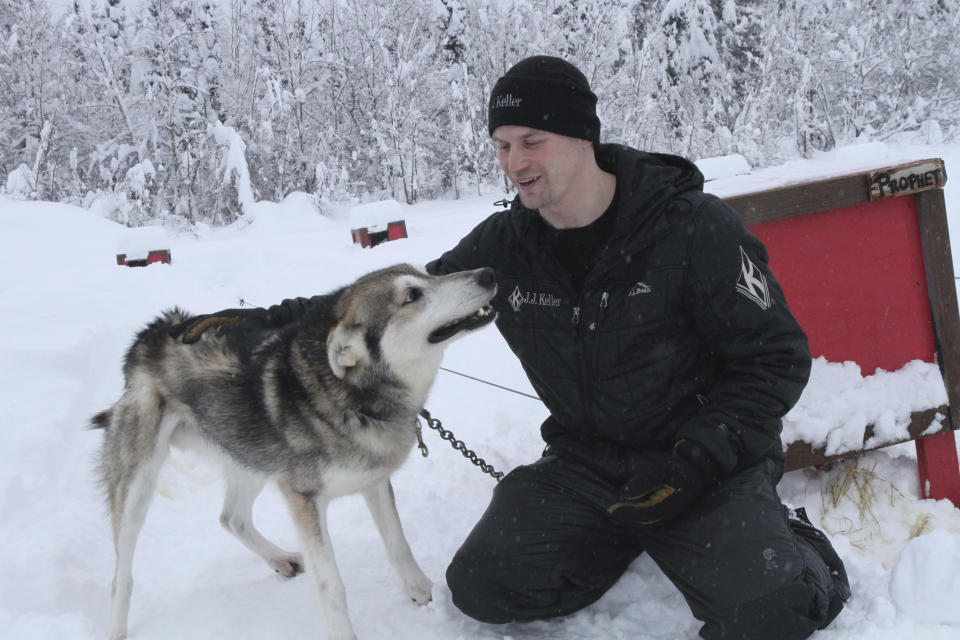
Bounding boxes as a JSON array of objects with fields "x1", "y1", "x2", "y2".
[
  {"x1": 445, "y1": 553, "x2": 522, "y2": 624},
  {"x1": 446, "y1": 548, "x2": 616, "y2": 624},
  {"x1": 443, "y1": 456, "x2": 640, "y2": 624},
  {"x1": 701, "y1": 579, "x2": 841, "y2": 640},
  {"x1": 699, "y1": 521, "x2": 850, "y2": 640}
]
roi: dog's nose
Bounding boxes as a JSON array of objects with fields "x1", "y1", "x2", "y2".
[{"x1": 476, "y1": 268, "x2": 496, "y2": 288}]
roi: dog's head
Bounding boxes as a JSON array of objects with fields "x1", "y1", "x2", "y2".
[{"x1": 327, "y1": 264, "x2": 497, "y2": 382}]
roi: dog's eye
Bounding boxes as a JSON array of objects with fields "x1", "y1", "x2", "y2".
[{"x1": 403, "y1": 288, "x2": 423, "y2": 305}]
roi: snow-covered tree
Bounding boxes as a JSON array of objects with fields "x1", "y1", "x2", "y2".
[
  {"x1": 243, "y1": 0, "x2": 331, "y2": 200},
  {"x1": 0, "y1": 0, "x2": 75, "y2": 200},
  {"x1": 0, "y1": 0, "x2": 957, "y2": 223},
  {"x1": 645, "y1": 0, "x2": 726, "y2": 154},
  {"x1": 64, "y1": 0, "x2": 151, "y2": 220},
  {"x1": 133, "y1": 0, "x2": 225, "y2": 223}
]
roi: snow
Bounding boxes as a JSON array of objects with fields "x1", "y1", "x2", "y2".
[
  {"x1": 209, "y1": 121, "x2": 255, "y2": 215},
  {"x1": 889, "y1": 530, "x2": 960, "y2": 625},
  {"x1": 4, "y1": 163, "x2": 34, "y2": 196},
  {"x1": 116, "y1": 226, "x2": 172, "y2": 260},
  {"x1": 2, "y1": 141, "x2": 960, "y2": 639},
  {"x1": 705, "y1": 141, "x2": 949, "y2": 201},
  {"x1": 348, "y1": 199, "x2": 407, "y2": 230},
  {"x1": 782, "y1": 358, "x2": 948, "y2": 456},
  {"x1": 695, "y1": 153, "x2": 751, "y2": 181}
]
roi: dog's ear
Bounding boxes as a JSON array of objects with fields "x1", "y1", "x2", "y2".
[{"x1": 327, "y1": 323, "x2": 369, "y2": 379}]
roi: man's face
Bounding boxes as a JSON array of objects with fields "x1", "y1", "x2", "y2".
[{"x1": 492, "y1": 125, "x2": 593, "y2": 215}]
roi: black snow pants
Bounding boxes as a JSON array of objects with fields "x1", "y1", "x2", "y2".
[{"x1": 446, "y1": 453, "x2": 849, "y2": 640}]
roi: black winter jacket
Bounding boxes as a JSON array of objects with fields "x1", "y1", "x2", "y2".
[{"x1": 425, "y1": 144, "x2": 811, "y2": 477}]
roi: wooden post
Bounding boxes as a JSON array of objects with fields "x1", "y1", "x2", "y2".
[
  {"x1": 915, "y1": 186, "x2": 960, "y2": 507},
  {"x1": 916, "y1": 431, "x2": 960, "y2": 505}
]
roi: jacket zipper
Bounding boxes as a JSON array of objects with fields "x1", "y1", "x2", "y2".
[
  {"x1": 587, "y1": 292, "x2": 611, "y2": 397},
  {"x1": 573, "y1": 290, "x2": 609, "y2": 433},
  {"x1": 585, "y1": 291, "x2": 610, "y2": 332},
  {"x1": 573, "y1": 291, "x2": 591, "y2": 430},
  {"x1": 595, "y1": 291, "x2": 611, "y2": 330}
]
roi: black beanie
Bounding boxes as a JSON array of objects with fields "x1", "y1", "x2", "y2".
[{"x1": 488, "y1": 55, "x2": 600, "y2": 144}]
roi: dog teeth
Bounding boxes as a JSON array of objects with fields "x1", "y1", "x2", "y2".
[{"x1": 437, "y1": 304, "x2": 494, "y2": 331}]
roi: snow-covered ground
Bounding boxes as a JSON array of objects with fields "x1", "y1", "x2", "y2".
[{"x1": 2, "y1": 141, "x2": 960, "y2": 640}]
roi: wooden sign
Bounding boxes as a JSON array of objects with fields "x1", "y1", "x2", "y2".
[{"x1": 869, "y1": 158, "x2": 946, "y2": 200}]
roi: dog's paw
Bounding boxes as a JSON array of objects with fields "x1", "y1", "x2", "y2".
[
  {"x1": 404, "y1": 574, "x2": 433, "y2": 605},
  {"x1": 269, "y1": 552, "x2": 304, "y2": 577}
]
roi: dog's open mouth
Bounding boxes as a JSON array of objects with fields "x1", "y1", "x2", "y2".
[{"x1": 428, "y1": 303, "x2": 496, "y2": 344}]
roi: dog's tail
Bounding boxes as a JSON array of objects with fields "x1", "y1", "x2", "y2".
[{"x1": 90, "y1": 409, "x2": 112, "y2": 430}]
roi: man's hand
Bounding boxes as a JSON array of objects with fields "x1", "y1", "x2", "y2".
[
  {"x1": 606, "y1": 439, "x2": 719, "y2": 526},
  {"x1": 169, "y1": 308, "x2": 270, "y2": 343},
  {"x1": 169, "y1": 296, "x2": 317, "y2": 344}
]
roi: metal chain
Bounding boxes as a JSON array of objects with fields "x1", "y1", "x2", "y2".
[{"x1": 417, "y1": 409, "x2": 504, "y2": 482}]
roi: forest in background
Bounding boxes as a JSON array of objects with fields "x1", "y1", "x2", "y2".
[{"x1": 1, "y1": 0, "x2": 957, "y2": 227}]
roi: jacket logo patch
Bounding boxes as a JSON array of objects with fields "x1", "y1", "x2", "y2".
[
  {"x1": 628, "y1": 281, "x2": 652, "y2": 296},
  {"x1": 508, "y1": 285, "x2": 562, "y2": 312},
  {"x1": 736, "y1": 246, "x2": 771, "y2": 310}
]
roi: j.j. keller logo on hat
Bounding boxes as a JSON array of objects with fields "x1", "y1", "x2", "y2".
[{"x1": 494, "y1": 93, "x2": 523, "y2": 108}]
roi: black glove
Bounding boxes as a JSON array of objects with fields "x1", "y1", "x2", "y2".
[
  {"x1": 606, "y1": 439, "x2": 719, "y2": 527},
  {"x1": 170, "y1": 296, "x2": 316, "y2": 344}
]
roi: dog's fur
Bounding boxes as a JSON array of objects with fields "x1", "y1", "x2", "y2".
[{"x1": 92, "y1": 263, "x2": 496, "y2": 640}]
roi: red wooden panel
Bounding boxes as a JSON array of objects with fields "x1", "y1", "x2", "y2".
[
  {"x1": 351, "y1": 228, "x2": 371, "y2": 247},
  {"x1": 747, "y1": 197, "x2": 936, "y2": 374},
  {"x1": 916, "y1": 432, "x2": 960, "y2": 503},
  {"x1": 146, "y1": 249, "x2": 171, "y2": 265},
  {"x1": 387, "y1": 220, "x2": 408, "y2": 241}
]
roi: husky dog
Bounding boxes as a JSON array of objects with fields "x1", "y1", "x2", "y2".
[{"x1": 92, "y1": 264, "x2": 497, "y2": 640}]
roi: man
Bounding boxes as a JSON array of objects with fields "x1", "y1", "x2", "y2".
[
  {"x1": 175, "y1": 55, "x2": 849, "y2": 639},
  {"x1": 424, "y1": 55, "x2": 850, "y2": 639}
]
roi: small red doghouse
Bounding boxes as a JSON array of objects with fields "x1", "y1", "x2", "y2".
[
  {"x1": 723, "y1": 158, "x2": 959, "y2": 506},
  {"x1": 351, "y1": 220, "x2": 408, "y2": 248},
  {"x1": 116, "y1": 249, "x2": 171, "y2": 267},
  {"x1": 116, "y1": 226, "x2": 172, "y2": 267},
  {"x1": 349, "y1": 199, "x2": 409, "y2": 249}
]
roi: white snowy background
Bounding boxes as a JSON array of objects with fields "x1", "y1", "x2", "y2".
[{"x1": 2, "y1": 141, "x2": 960, "y2": 639}]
